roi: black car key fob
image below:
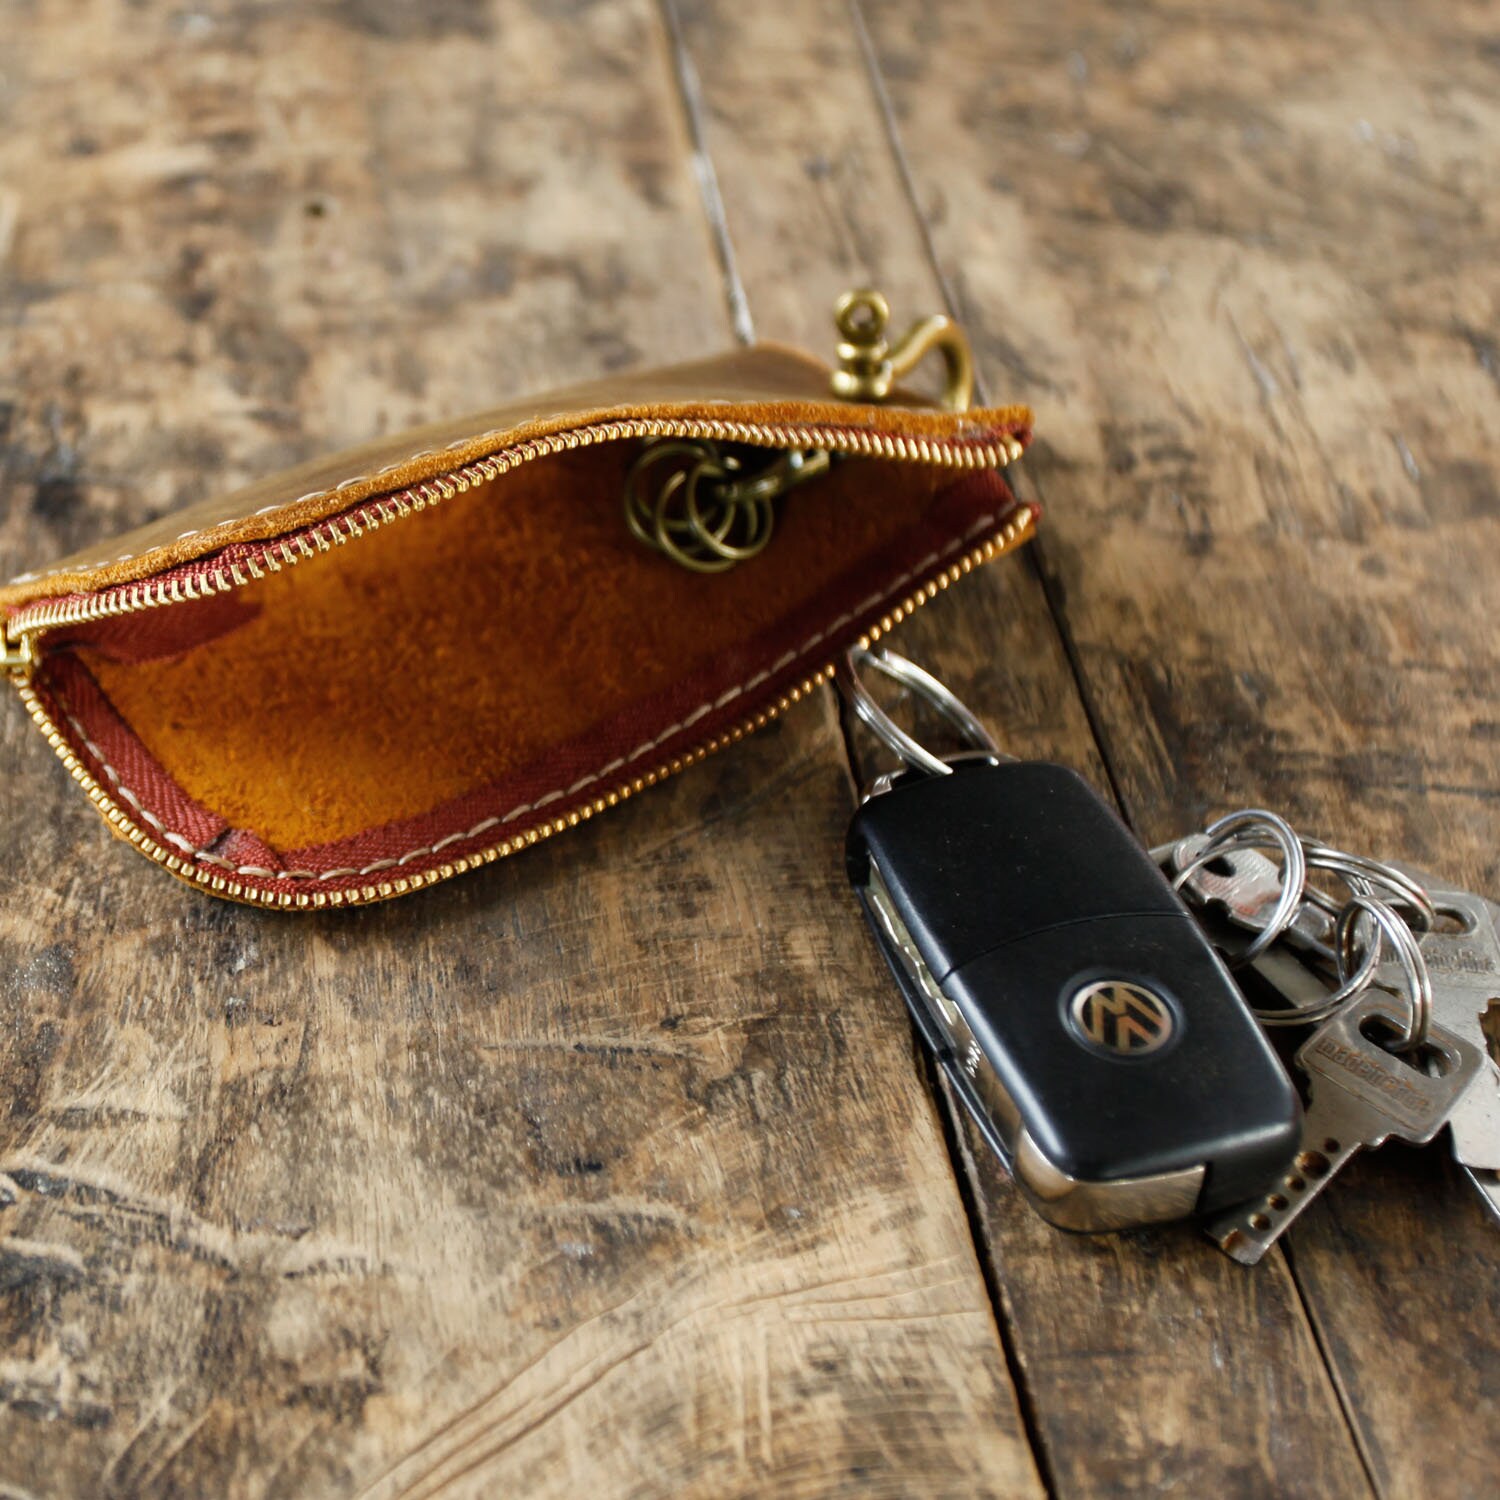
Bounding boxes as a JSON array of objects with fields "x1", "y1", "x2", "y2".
[{"x1": 839, "y1": 653, "x2": 1300, "y2": 1232}]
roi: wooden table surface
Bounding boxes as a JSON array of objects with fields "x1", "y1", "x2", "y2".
[{"x1": 2, "y1": 2, "x2": 1497, "y2": 1496}]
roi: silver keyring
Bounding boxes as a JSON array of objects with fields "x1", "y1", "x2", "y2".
[
  {"x1": 1335, "y1": 895, "x2": 1432, "y2": 1052},
  {"x1": 1165, "y1": 808, "x2": 1440, "y2": 1038},
  {"x1": 836, "y1": 646, "x2": 1001, "y2": 778},
  {"x1": 1258, "y1": 912, "x2": 1384, "y2": 1030},
  {"x1": 1170, "y1": 809, "x2": 1308, "y2": 968},
  {"x1": 1301, "y1": 841, "x2": 1436, "y2": 935}
]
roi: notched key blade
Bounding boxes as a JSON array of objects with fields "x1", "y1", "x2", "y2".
[
  {"x1": 1378, "y1": 872, "x2": 1500, "y2": 1171},
  {"x1": 1204, "y1": 991, "x2": 1486, "y2": 1266}
]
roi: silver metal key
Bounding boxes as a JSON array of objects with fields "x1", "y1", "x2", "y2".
[
  {"x1": 1162, "y1": 837, "x2": 1337, "y2": 964},
  {"x1": 1205, "y1": 989, "x2": 1486, "y2": 1265},
  {"x1": 1381, "y1": 871, "x2": 1500, "y2": 1216},
  {"x1": 1158, "y1": 838, "x2": 1344, "y2": 1019},
  {"x1": 1460, "y1": 1166, "x2": 1500, "y2": 1223}
]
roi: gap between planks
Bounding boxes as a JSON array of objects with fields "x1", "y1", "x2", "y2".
[
  {"x1": 655, "y1": 0, "x2": 1062, "y2": 1482},
  {"x1": 837, "y1": 15, "x2": 1379, "y2": 1492},
  {"x1": 654, "y1": 0, "x2": 1383, "y2": 1490}
]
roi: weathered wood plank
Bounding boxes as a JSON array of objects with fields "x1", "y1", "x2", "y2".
[
  {"x1": 670, "y1": 1, "x2": 1384, "y2": 1494},
  {"x1": 1285, "y1": 1145, "x2": 1500, "y2": 1498},
  {"x1": 0, "y1": 3, "x2": 1041, "y2": 1496},
  {"x1": 858, "y1": 0, "x2": 1500, "y2": 1495}
]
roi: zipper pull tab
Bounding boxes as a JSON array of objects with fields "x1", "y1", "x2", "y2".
[
  {"x1": 830, "y1": 289, "x2": 975, "y2": 413},
  {"x1": 1, "y1": 623, "x2": 35, "y2": 679}
]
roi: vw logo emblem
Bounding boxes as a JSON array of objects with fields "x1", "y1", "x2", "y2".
[{"x1": 1067, "y1": 980, "x2": 1177, "y2": 1057}]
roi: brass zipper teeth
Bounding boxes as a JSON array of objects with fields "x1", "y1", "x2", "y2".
[
  {"x1": 9, "y1": 508, "x2": 1034, "y2": 909},
  {"x1": 4, "y1": 416, "x2": 1024, "y2": 640}
]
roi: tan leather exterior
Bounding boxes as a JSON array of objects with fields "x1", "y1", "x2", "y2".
[{"x1": 0, "y1": 343, "x2": 1031, "y2": 610}]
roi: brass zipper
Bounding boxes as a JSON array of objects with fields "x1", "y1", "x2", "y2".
[
  {"x1": 2, "y1": 290, "x2": 1029, "y2": 906},
  {"x1": 1, "y1": 415, "x2": 1022, "y2": 644},
  {"x1": 0, "y1": 627, "x2": 34, "y2": 674},
  {"x1": 7, "y1": 487, "x2": 1035, "y2": 909}
]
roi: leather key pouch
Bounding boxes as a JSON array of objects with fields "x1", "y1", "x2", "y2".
[{"x1": 1, "y1": 313, "x2": 1034, "y2": 908}]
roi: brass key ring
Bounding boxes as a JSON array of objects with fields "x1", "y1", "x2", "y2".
[
  {"x1": 623, "y1": 441, "x2": 763, "y2": 572},
  {"x1": 623, "y1": 439, "x2": 827, "y2": 573},
  {"x1": 624, "y1": 288, "x2": 975, "y2": 573}
]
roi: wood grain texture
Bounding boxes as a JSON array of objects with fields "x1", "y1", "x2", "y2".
[
  {"x1": 0, "y1": 724, "x2": 1045, "y2": 1499},
  {"x1": 667, "y1": 2, "x2": 1380, "y2": 1495},
  {"x1": 1, "y1": 0, "x2": 1496, "y2": 1496},
  {"x1": 857, "y1": 0, "x2": 1500, "y2": 1495},
  {"x1": 0, "y1": 2, "x2": 1041, "y2": 1497}
]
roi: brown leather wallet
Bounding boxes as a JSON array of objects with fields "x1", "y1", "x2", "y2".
[{"x1": 1, "y1": 327, "x2": 1034, "y2": 908}]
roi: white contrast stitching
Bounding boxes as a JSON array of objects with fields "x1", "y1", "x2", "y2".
[
  {"x1": 58, "y1": 509, "x2": 1011, "y2": 883},
  {"x1": 4, "y1": 416, "x2": 1023, "y2": 593}
]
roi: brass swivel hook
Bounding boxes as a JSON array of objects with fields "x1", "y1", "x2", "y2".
[
  {"x1": 830, "y1": 289, "x2": 975, "y2": 413},
  {"x1": 624, "y1": 288, "x2": 977, "y2": 571}
]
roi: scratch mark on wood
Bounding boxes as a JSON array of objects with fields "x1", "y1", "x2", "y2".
[
  {"x1": 1391, "y1": 433, "x2": 1421, "y2": 483},
  {"x1": 0, "y1": 1235, "x2": 86, "y2": 1289}
]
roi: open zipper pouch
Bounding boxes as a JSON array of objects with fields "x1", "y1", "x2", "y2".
[{"x1": 1, "y1": 320, "x2": 1035, "y2": 909}]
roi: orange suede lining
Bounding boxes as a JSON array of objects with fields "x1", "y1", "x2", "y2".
[{"x1": 72, "y1": 445, "x2": 950, "y2": 852}]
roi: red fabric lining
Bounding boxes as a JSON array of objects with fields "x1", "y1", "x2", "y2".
[
  {"x1": 41, "y1": 657, "x2": 230, "y2": 854},
  {"x1": 35, "y1": 470, "x2": 1032, "y2": 902}
]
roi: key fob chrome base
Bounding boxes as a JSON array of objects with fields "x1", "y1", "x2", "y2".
[
  {"x1": 848, "y1": 759, "x2": 1302, "y2": 1233},
  {"x1": 862, "y1": 861, "x2": 1206, "y2": 1229}
]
